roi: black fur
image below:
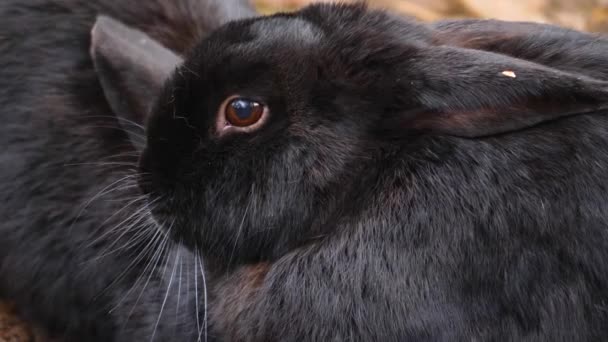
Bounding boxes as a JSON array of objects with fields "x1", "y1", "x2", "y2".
[
  {"x1": 0, "y1": 0, "x2": 254, "y2": 341},
  {"x1": 140, "y1": 3, "x2": 608, "y2": 341}
]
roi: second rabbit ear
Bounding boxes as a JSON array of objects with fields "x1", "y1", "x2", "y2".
[
  {"x1": 395, "y1": 45, "x2": 608, "y2": 138},
  {"x1": 90, "y1": 16, "x2": 183, "y2": 148}
]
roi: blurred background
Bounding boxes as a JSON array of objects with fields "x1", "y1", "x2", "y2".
[{"x1": 254, "y1": 0, "x2": 608, "y2": 32}]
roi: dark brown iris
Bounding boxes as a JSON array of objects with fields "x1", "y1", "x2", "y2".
[{"x1": 225, "y1": 98, "x2": 264, "y2": 127}]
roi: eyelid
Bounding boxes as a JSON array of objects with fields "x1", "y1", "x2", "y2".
[{"x1": 215, "y1": 95, "x2": 269, "y2": 138}]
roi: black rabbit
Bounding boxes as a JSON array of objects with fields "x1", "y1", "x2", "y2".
[
  {"x1": 0, "y1": 0, "x2": 255, "y2": 341},
  {"x1": 121, "y1": 3, "x2": 608, "y2": 341}
]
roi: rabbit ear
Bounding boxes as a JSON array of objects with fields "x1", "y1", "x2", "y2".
[
  {"x1": 431, "y1": 19, "x2": 608, "y2": 80},
  {"x1": 90, "y1": 15, "x2": 183, "y2": 148},
  {"x1": 210, "y1": 0, "x2": 258, "y2": 25},
  {"x1": 398, "y1": 45, "x2": 608, "y2": 138}
]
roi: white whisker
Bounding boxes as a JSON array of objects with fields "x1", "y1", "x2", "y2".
[
  {"x1": 196, "y1": 249, "x2": 208, "y2": 342},
  {"x1": 150, "y1": 246, "x2": 180, "y2": 342},
  {"x1": 76, "y1": 124, "x2": 146, "y2": 139},
  {"x1": 91, "y1": 217, "x2": 154, "y2": 263},
  {"x1": 185, "y1": 250, "x2": 193, "y2": 337},
  {"x1": 82, "y1": 114, "x2": 147, "y2": 131},
  {"x1": 194, "y1": 251, "x2": 201, "y2": 341},
  {"x1": 175, "y1": 240, "x2": 183, "y2": 330},
  {"x1": 85, "y1": 195, "x2": 149, "y2": 249},
  {"x1": 64, "y1": 161, "x2": 138, "y2": 168},
  {"x1": 126, "y1": 220, "x2": 172, "y2": 321},
  {"x1": 68, "y1": 174, "x2": 137, "y2": 234},
  {"x1": 108, "y1": 222, "x2": 164, "y2": 311},
  {"x1": 228, "y1": 185, "x2": 253, "y2": 266}
]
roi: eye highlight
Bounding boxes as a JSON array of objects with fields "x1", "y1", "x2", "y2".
[{"x1": 225, "y1": 98, "x2": 264, "y2": 127}]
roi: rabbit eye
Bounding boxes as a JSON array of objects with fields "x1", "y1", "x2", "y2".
[{"x1": 225, "y1": 98, "x2": 265, "y2": 127}]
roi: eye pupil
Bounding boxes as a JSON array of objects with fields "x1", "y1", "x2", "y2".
[
  {"x1": 225, "y1": 98, "x2": 265, "y2": 127},
  {"x1": 231, "y1": 99, "x2": 258, "y2": 120}
]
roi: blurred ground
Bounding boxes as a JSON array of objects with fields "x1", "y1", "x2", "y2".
[
  {"x1": 254, "y1": 0, "x2": 608, "y2": 32},
  {"x1": 1, "y1": 0, "x2": 606, "y2": 342}
]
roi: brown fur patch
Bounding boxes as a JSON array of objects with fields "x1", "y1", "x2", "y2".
[
  {"x1": 210, "y1": 263, "x2": 270, "y2": 340},
  {"x1": 239, "y1": 263, "x2": 270, "y2": 289},
  {"x1": 0, "y1": 301, "x2": 35, "y2": 342}
]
